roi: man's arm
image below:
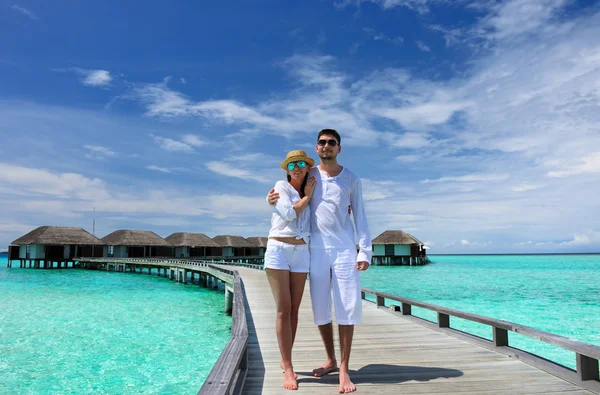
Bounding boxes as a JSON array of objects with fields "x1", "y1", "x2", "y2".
[{"x1": 350, "y1": 177, "x2": 372, "y2": 270}]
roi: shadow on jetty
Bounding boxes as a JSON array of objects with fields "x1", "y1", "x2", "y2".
[{"x1": 297, "y1": 364, "x2": 463, "y2": 385}]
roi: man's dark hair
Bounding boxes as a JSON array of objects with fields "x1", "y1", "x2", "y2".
[{"x1": 318, "y1": 129, "x2": 341, "y2": 145}]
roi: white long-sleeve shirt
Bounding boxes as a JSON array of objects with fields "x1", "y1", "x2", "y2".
[
  {"x1": 309, "y1": 167, "x2": 372, "y2": 263},
  {"x1": 267, "y1": 180, "x2": 311, "y2": 243}
]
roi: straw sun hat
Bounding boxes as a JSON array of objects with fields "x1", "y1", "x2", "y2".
[{"x1": 280, "y1": 150, "x2": 315, "y2": 170}]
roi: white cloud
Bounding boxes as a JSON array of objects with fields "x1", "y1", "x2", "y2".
[
  {"x1": 0, "y1": 163, "x2": 110, "y2": 201},
  {"x1": 390, "y1": 132, "x2": 432, "y2": 149},
  {"x1": 180, "y1": 78, "x2": 187, "y2": 84},
  {"x1": 512, "y1": 183, "x2": 544, "y2": 192},
  {"x1": 52, "y1": 68, "x2": 113, "y2": 87},
  {"x1": 376, "y1": 101, "x2": 471, "y2": 130},
  {"x1": 128, "y1": 55, "x2": 379, "y2": 145},
  {"x1": 362, "y1": 28, "x2": 404, "y2": 44},
  {"x1": 479, "y1": 0, "x2": 568, "y2": 40},
  {"x1": 415, "y1": 40, "x2": 431, "y2": 52},
  {"x1": 151, "y1": 135, "x2": 195, "y2": 153},
  {"x1": 83, "y1": 145, "x2": 116, "y2": 160},
  {"x1": 11, "y1": 4, "x2": 38, "y2": 20},
  {"x1": 396, "y1": 154, "x2": 421, "y2": 163},
  {"x1": 206, "y1": 161, "x2": 271, "y2": 184},
  {"x1": 336, "y1": 0, "x2": 446, "y2": 13},
  {"x1": 422, "y1": 173, "x2": 510, "y2": 184},
  {"x1": 181, "y1": 134, "x2": 208, "y2": 147},
  {"x1": 146, "y1": 165, "x2": 171, "y2": 173},
  {"x1": 460, "y1": 239, "x2": 470, "y2": 245},
  {"x1": 81, "y1": 69, "x2": 112, "y2": 87},
  {"x1": 547, "y1": 153, "x2": 600, "y2": 178}
]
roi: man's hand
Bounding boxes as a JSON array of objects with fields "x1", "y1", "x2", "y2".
[
  {"x1": 267, "y1": 188, "x2": 280, "y2": 206},
  {"x1": 356, "y1": 261, "x2": 370, "y2": 271}
]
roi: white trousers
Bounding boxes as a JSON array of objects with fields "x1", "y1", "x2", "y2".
[{"x1": 309, "y1": 248, "x2": 361, "y2": 325}]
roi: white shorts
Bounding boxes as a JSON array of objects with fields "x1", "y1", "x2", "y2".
[
  {"x1": 264, "y1": 239, "x2": 310, "y2": 273},
  {"x1": 309, "y1": 248, "x2": 361, "y2": 325}
]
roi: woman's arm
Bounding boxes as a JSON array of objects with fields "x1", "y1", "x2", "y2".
[{"x1": 274, "y1": 182, "x2": 297, "y2": 221}]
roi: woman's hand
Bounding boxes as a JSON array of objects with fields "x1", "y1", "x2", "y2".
[
  {"x1": 267, "y1": 188, "x2": 280, "y2": 206},
  {"x1": 304, "y1": 176, "x2": 316, "y2": 199}
]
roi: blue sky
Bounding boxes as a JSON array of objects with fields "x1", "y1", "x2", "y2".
[{"x1": 1, "y1": 0, "x2": 600, "y2": 253}]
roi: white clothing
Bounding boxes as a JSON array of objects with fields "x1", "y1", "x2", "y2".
[
  {"x1": 309, "y1": 167, "x2": 372, "y2": 262},
  {"x1": 267, "y1": 180, "x2": 311, "y2": 244},
  {"x1": 264, "y1": 239, "x2": 310, "y2": 273},
  {"x1": 310, "y1": 248, "x2": 361, "y2": 325}
]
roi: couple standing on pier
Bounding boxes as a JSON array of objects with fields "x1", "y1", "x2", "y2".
[{"x1": 265, "y1": 128, "x2": 372, "y2": 393}]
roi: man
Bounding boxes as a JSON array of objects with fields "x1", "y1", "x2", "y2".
[{"x1": 268, "y1": 128, "x2": 372, "y2": 394}]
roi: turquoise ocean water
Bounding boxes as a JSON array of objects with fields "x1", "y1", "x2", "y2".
[
  {"x1": 0, "y1": 255, "x2": 231, "y2": 394},
  {"x1": 361, "y1": 254, "x2": 600, "y2": 370}
]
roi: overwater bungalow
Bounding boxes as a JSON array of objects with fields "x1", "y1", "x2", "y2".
[
  {"x1": 8, "y1": 226, "x2": 103, "y2": 268},
  {"x1": 212, "y1": 235, "x2": 256, "y2": 258},
  {"x1": 371, "y1": 230, "x2": 429, "y2": 265},
  {"x1": 246, "y1": 237, "x2": 268, "y2": 257},
  {"x1": 101, "y1": 230, "x2": 172, "y2": 258},
  {"x1": 165, "y1": 232, "x2": 222, "y2": 258}
]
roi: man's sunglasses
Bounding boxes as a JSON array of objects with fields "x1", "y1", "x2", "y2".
[
  {"x1": 317, "y1": 139, "x2": 339, "y2": 147},
  {"x1": 287, "y1": 160, "x2": 307, "y2": 171}
]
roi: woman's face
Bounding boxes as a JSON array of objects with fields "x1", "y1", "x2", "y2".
[{"x1": 287, "y1": 160, "x2": 310, "y2": 181}]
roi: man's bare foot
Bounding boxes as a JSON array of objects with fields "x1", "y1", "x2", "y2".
[
  {"x1": 283, "y1": 369, "x2": 298, "y2": 390},
  {"x1": 280, "y1": 360, "x2": 298, "y2": 378},
  {"x1": 338, "y1": 370, "x2": 356, "y2": 393},
  {"x1": 312, "y1": 360, "x2": 338, "y2": 377}
]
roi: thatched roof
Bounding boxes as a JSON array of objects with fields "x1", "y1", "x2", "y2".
[
  {"x1": 213, "y1": 235, "x2": 255, "y2": 248},
  {"x1": 11, "y1": 226, "x2": 104, "y2": 246},
  {"x1": 165, "y1": 232, "x2": 221, "y2": 247},
  {"x1": 246, "y1": 237, "x2": 268, "y2": 248},
  {"x1": 372, "y1": 230, "x2": 424, "y2": 246},
  {"x1": 102, "y1": 230, "x2": 171, "y2": 246}
]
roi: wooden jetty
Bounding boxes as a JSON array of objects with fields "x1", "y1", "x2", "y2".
[
  {"x1": 40, "y1": 258, "x2": 600, "y2": 394},
  {"x1": 229, "y1": 266, "x2": 598, "y2": 395}
]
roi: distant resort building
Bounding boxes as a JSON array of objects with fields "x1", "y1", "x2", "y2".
[
  {"x1": 8, "y1": 226, "x2": 103, "y2": 268},
  {"x1": 371, "y1": 230, "x2": 429, "y2": 265},
  {"x1": 165, "y1": 232, "x2": 222, "y2": 258},
  {"x1": 212, "y1": 235, "x2": 255, "y2": 258},
  {"x1": 246, "y1": 237, "x2": 268, "y2": 257},
  {"x1": 102, "y1": 230, "x2": 172, "y2": 258}
]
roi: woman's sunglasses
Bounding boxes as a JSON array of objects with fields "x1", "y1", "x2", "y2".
[
  {"x1": 287, "y1": 160, "x2": 307, "y2": 171},
  {"x1": 317, "y1": 139, "x2": 338, "y2": 147}
]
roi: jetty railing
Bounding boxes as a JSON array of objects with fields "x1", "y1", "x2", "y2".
[
  {"x1": 362, "y1": 288, "x2": 600, "y2": 393},
  {"x1": 198, "y1": 267, "x2": 249, "y2": 395}
]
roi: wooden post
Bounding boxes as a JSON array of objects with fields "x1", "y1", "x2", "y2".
[
  {"x1": 225, "y1": 285, "x2": 233, "y2": 315},
  {"x1": 376, "y1": 295, "x2": 385, "y2": 307},
  {"x1": 361, "y1": 291, "x2": 366, "y2": 300},
  {"x1": 438, "y1": 313, "x2": 450, "y2": 328},
  {"x1": 576, "y1": 353, "x2": 599, "y2": 381},
  {"x1": 401, "y1": 302, "x2": 412, "y2": 316},
  {"x1": 493, "y1": 327, "x2": 509, "y2": 346}
]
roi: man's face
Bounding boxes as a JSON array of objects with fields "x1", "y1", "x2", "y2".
[{"x1": 316, "y1": 134, "x2": 341, "y2": 160}]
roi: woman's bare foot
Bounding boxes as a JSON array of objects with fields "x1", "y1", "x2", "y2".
[
  {"x1": 338, "y1": 369, "x2": 356, "y2": 393},
  {"x1": 283, "y1": 368, "x2": 298, "y2": 390},
  {"x1": 280, "y1": 360, "x2": 298, "y2": 378},
  {"x1": 312, "y1": 359, "x2": 338, "y2": 377}
]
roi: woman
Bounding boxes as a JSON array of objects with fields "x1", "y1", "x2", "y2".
[{"x1": 265, "y1": 149, "x2": 316, "y2": 391}]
